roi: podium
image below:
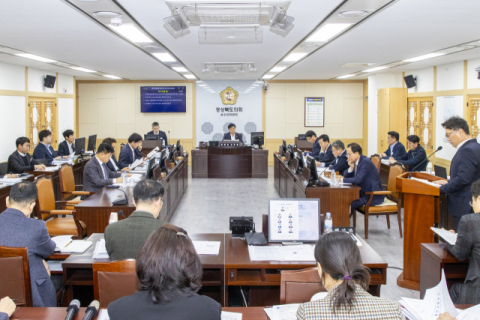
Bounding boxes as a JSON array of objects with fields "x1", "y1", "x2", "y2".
[
  {"x1": 396, "y1": 172, "x2": 446, "y2": 290},
  {"x1": 142, "y1": 140, "x2": 164, "y2": 155}
]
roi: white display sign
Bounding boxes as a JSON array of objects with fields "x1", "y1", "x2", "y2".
[{"x1": 305, "y1": 97, "x2": 325, "y2": 127}]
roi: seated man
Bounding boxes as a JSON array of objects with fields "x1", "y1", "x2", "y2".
[
  {"x1": 317, "y1": 140, "x2": 349, "y2": 173},
  {"x1": 32, "y1": 129, "x2": 58, "y2": 163},
  {"x1": 8, "y1": 137, "x2": 45, "y2": 173},
  {"x1": 445, "y1": 179, "x2": 480, "y2": 305},
  {"x1": 119, "y1": 133, "x2": 143, "y2": 169},
  {"x1": 388, "y1": 134, "x2": 427, "y2": 171},
  {"x1": 0, "y1": 181, "x2": 57, "y2": 307},
  {"x1": 102, "y1": 138, "x2": 130, "y2": 173},
  {"x1": 305, "y1": 130, "x2": 321, "y2": 159},
  {"x1": 146, "y1": 121, "x2": 168, "y2": 145},
  {"x1": 343, "y1": 143, "x2": 385, "y2": 216},
  {"x1": 315, "y1": 134, "x2": 335, "y2": 163},
  {"x1": 57, "y1": 129, "x2": 75, "y2": 157},
  {"x1": 105, "y1": 179, "x2": 167, "y2": 261},
  {"x1": 381, "y1": 131, "x2": 406, "y2": 159},
  {"x1": 83, "y1": 143, "x2": 122, "y2": 194},
  {"x1": 222, "y1": 123, "x2": 244, "y2": 145}
]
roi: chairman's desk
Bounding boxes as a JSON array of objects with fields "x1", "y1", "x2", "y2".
[
  {"x1": 191, "y1": 146, "x2": 268, "y2": 178},
  {"x1": 274, "y1": 153, "x2": 360, "y2": 227}
]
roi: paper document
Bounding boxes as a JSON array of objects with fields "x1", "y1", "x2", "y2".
[
  {"x1": 35, "y1": 166, "x2": 58, "y2": 172},
  {"x1": 52, "y1": 235, "x2": 72, "y2": 251},
  {"x1": 97, "y1": 309, "x2": 110, "y2": 320},
  {"x1": 457, "y1": 304, "x2": 480, "y2": 320},
  {"x1": 146, "y1": 147, "x2": 159, "y2": 159},
  {"x1": 92, "y1": 239, "x2": 109, "y2": 259},
  {"x1": 248, "y1": 246, "x2": 282, "y2": 261},
  {"x1": 193, "y1": 241, "x2": 221, "y2": 255},
  {"x1": 411, "y1": 177, "x2": 440, "y2": 188},
  {"x1": 129, "y1": 159, "x2": 144, "y2": 170},
  {"x1": 280, "y1": 245, "x2": 315, "y2": 261},
  {"x1": 381, "y1": 159, "x2": 390, "y2": 165},
  {"x1": 46, "y1": 260, "x2": 64, "y2": 272},
  {"x1": 431, "y1": 227, "x2": 457, "y2": 245},
  {"x1": 60, "y1": 240, "x2": 92, "y2": 253},
  {"x1": 0, "y1": 178, "x2": 23, "y2": 184},
  {"x1": 221, "y1": 311, "x2": 242, "y2": 320},
  {"x1": 264, "y1": 304, "x2": 300, "y2": 320}
]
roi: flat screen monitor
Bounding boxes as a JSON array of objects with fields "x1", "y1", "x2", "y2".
[
  {"x1": 306, "y1": 155, "x2": 318, "y2": 181},
  {"x1": 87, "y1": 135, "x2": 97, "y2": 152},
  {"x1": 144, "y1": 134, "x2": 160, "y2": 140},
  {"x1": 268, "y1": 198, "x2": 321, "y2": 243},
  {"x1": 282, "y1": 140, "x2": 287, "y2": 156},
  {"x1": 251, "y1": 132, "x2": 264, "y2": 146},
  {"x1": 296, "y1": 148, "x2": 305, "y2": 170},
  {"x1": 176, "y1": 139, "x2": 181, "y2": 152},
  {"x1": 434, "y1": 165, "x2": 447, "y2": 179},
  {"x1": 140, "y1": 86, "x2": 186, "y2": 113},
  {"x1": 75, "y1": 137, "x2": 85, "y2": 155},
  {"x1": 159, "y1": 149, "x2": 166, "y2": 171}
]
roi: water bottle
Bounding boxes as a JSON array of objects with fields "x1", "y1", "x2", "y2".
[
  {"x1": 325, "y1": 212, "x2": 333, "y2": 233},
  {"x1": 122, "y1": 171, "x2": 127, "y2": 189},
  {"x1": 331, "y1": 171, "x2": 336, "y2": 186},
  {"x1": 162, "y1": 138, "x2": 165, "y2": 148}
]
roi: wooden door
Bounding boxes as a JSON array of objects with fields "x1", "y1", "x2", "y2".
[
  {"x1": 467, "y1": 95, "x2": 480, "y2": 140},
  {"x1": 377, "y1": 90, "x2": 390, "y2": 154},
  {"x1": 407, "y1": 97, "x2": 434, "y2": 153},
  {"x1": 27, "y1": 98, "x2": 58, "y2": 153}
]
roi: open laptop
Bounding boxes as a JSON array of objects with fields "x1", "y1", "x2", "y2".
[{"x1": 434, "y1": 165, "x2": 448, "y2": 179}]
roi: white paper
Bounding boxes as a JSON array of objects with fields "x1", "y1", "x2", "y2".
[
  {"x1": 431, "y1": 227, "x2": 457, "y2": 245},
  {"x1": 97, "y1": 309, "x2": 110, "y2": 320},
  {"x1": 35, "y1": 166, "x2": 58, "y2": 172},
  {"x1": 264, "y1": 308, "x2": 275, "y2": 320},
  {"x1": 146, "y1": 147, "x2": 159, "y2": 159},
  {"x1": 60, "y1": 240, "x2": 92, "y2": 253},
  {"x1": 280, "y1": 245, "x2": 315, "y2": 261},
  {"x1": 269, "y1": 304, "x2": 300, "y2": 320},
  {"x1": 46, "y1": 260, "x2": 64, "y2": 272},
  {"x1": 129, "y1": 159, "x2": 145, "y2": 170},
  {"x1": 457, "y1": 304, "x2": 480, "y2": 320},
  {"x1": 193, "y1": 241, "x2": 221, "y2": 255},
  {"x1": 248, "y1": 246, "x2": 282, "y2": 261},
  {"x1": 0, "y1": 178, "x2": 23, "y2": 184},
  {"x1": 381, "y1": 159, "x2": 390, "y2": 165},
  {"x1": 411, "y1": 177, "x2": 441, "y2": 188},
  {"x1": 221, "y1": 311, "x2": 242, "y2": 320},
  {"x1": 52, "y1": 235, "x2": 72, "y2": 251},
  {"x1": 93, "y1": 239, "x2": 109, "y2": 259}
]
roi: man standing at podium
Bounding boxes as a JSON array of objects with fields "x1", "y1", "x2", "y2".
[
  {"x1": 146, "y1": 122, "x2": 168, "y2": 145},
  {"x1": 433, "y1": 116, "x2": 480, "y2": 230},
  {"x1": 223, "y1": 123, "x2": 244, "y2": 145}
]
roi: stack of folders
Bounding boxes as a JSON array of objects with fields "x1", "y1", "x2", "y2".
[
  {"x1": 52, "y1": 236, "x2": 92, "y2": 253},
  {"x1": 92, "y1": 239, "x2": 109, "y2": 259}
]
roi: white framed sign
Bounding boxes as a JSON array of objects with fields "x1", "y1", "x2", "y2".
[{"x1": 305, "y1": 97, "x2": 325, "y2": 127}]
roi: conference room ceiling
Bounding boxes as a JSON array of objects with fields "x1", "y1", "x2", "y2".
[{"x1": 0, "y1": 0, "x2": 479, "y2": 81}]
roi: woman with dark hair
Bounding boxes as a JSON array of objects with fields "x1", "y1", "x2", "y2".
[
  {"x1": 108, "y1": 224, "x2": 221, "y2": 320},
  {"x1": 296, "y1": 232, "x2": 405, "y2": 319}
]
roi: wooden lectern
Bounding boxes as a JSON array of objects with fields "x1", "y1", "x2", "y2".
[{"x1": 396, "y1": 172, "x2": 446, "y2": 290}]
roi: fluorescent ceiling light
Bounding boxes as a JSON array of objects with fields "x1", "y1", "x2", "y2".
[
  {"x1": 403, "y1": 52, "x2": 446, "y2": 62},
  {"x1": 306, "y1": 23, "x2": 351, "y2": 42},
  {"x1": 108, "y1": 24, "x2": 152, "y2": 43},
  {"x1": 184, "y1": 74, "x2": 196, "y2": 79},
  {"x1": 283, "y1": 52, "x2": 308, "y2": 62},
  {"x1": 337, "y1": 74, "x2": 355, "y2": 79},
  {"x1": 70, "y1": 66, "x2": 96, "y2": 73},
  {"x1": 198, "y1": 84, "x2": 206, "y2": 86},
  {"x1": 15, "y1": 53, "x2": 56, "y2": 63},
  {"x1": 103, "y1": 75, "x2": 121, "y2": 79},
  {"x1": 270, "y1": 66, "x2": 287, "y2": 72},
  {"x1": 262, "y1": 74, "x2": 275, "y2": 79},
  {"x1": 172, "y1": 67, "x2": 188, "y2": 72},
  {"x1": 152, "y1": 53, "x2": 176, "y2": 62},
  {"x1": 362, "y1": 66, "x2": 388, "y2": 73},
  {"x1": 338, "y1": 10, "x2": 368, "y2": 18},
  {"x1": 93, "y1": 11, "x2": 122, "y2": 18}
]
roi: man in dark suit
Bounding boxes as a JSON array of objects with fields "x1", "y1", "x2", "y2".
[
  {"x1": 343, "y1": 143, "x2": 385, "y2": 216},
  {"x1": 319, "y1": 140, "x2": 349, "y2": 173},
  {"x1": 305, "y1": 130, "x2": 321, "y2": 159},
  {"x1": 119, "y1": 133, "x2": 144, "y2": 169},
  {"x1": 146, "y1": 122, "x2": 168, "y2": 145},
  {"x1": 314, "y1": 134, "x2": 335, "y2": 163},
  {"x1": 102, "y1": 138, "x2": 130, "y2": 173},
  {"x1": 222, "y1": 123, "x2": 244, "y2": 145},
  {"x1": 0, "y1": 181, "x2": 57, "y2": 307},
  {"x1": 83, "y1": 143, "x2": 123, "y2": 194},
  {"x1": 8, "y1": 137, "x2": 45, "y2": 173},
  {"x1": 57, "y1": 129, "x2": 75, "y2": 157},
  {"x1": 105, "y1": 179, "x2": 167, "y2": 260},
  {"x1": 445, "y1": 179, "x2": 480, "y2": 304},
  {"x1": 389, "y1": 134, "x2": 428, "y2": 172},
  {"x1": 433, "y1": 116, "x2": 480, "y2": 230},
  {"x1": 32, "y1": 129, "x2": 58, "y2": 163},
  {"x1": 381, "y1": 131, "x2": 406, "y2": 159}
]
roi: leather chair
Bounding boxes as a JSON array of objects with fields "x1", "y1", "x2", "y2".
[
  {"x1": 35, "y1": 176, "x2": 87, "y2": 239},
  {"x1": 59, "y1": 164, "x2": 92, "y2": 209},
  {"x1": 353, "y1": 164, "x2": 404, "y2": 239},
  {"x1": 280, "y1": 267, "x2": 325, "y2": 304},
  {"x1": 0, "y1": 162, "x2": 7, "y2": 175},
  {"x1": 93, "y1": 260, "x2": 138, "y2": 307},
  {"x1": 0, "y1": 246, "x2": 32, "y2": 306},
  {"x1": 370, "y1": 154, "x2": 381, "y2": 173}
]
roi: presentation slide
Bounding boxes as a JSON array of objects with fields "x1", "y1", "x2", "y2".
[
  {"x1": 269, "y1": 200, "x2": 319, "y2": 242},
  {"x1": 140, "y1": 86, "x2": 186, "y2": 113}
]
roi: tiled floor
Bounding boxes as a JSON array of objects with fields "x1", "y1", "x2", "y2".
[{"x1": 170, "y1": 166, "x2": 420, "y2": 301}]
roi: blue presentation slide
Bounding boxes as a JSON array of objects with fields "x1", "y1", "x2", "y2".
[{"x1": 140, "y1": 86, "x2": 186, "y2": 113}]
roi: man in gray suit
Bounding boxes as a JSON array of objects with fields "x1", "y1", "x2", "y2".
[
  {"x1": 0, "y1": 181, "x2": 57, "y2": 307},
  {"x1": 447, "y1": 178, "x2": 480, "y2": 304},
  {"x1": 83, "y1": 143, "x2": 123, "y2": 194},
  {"x1": 105, "y1": 179, "x2": 167, "y2": 261}
]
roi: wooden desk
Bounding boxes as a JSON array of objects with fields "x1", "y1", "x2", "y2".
[
  {"x1": 224, "y1": 234, "x2": 387, "y2": 306},
  {"x1": 420, "y1": 243, "x2": 468, "y2": 299},
  {"x1": 0, "y1": 174, "x2": 35, "y2": 213},
  {"x1": 274, "y1": 153, "x2": 360, "y2": 227},
  {"x1": 294, "y1": 137, "x2": 313, "y2": 152},
  {"x1": 192, "y1": 148, "x2": 268, "y2": 178}
]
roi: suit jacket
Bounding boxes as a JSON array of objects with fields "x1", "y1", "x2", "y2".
[
  {"x1": 108, "y1": 290, "x2": 221, "y2": 320},
  {"x1": 307, "y1": 137, "x2": 321, "y2": 159},
  {"x1": 106, "y1": 154, "x2": 121, "y2": 172},
  {"x1": 0, "y1": 208, "x2": 56, "y2": 307},
  {"x1": 82, "y1": 157, "x2": 121, "y2": 193},
  {"x1": 222, "y1": 132, "x2": 243, "y2": 145},
  {"x1": 395, "y1": 145, "x2": 428, "y2": 172},
  {"x1": 315, "y1": 144, "x2": 335, "y2": 163},
  {"x1": 147, "y1": 130, "x2": 168, "y2": 145},
  {"x1": 343, "y1": 155, "x2": 385, "y2": 206},
  {"x1": 327, "y1": 150, "x2": 349, "y2": 173},
  {"x1": 104, "y1": 210, "x2": 167, "y2": 261},
  {"x1": 32, "y1": 143, "x2": 56, "y2": 162},
  {"x1": 383, "y1": 142, "x2": 407, "y2": 159},
  {"x1": 7, "y1": 151, "x2": 35, "y2": 173},
  {"x1": 0, "y1": 312, "x2": 8, "y2": 320},
  {"x1": 440, "y1": 139, "x2": 480, "y2": 218},
  {"x1": 57, "y1": 140, "x2": 74, "y2": 156},
  {"x1": 297, "y1": 284, "x2": 404, "y2": 320},
  {"x1": 118, "y1": 144, "x2": 142, "y2": 169}
]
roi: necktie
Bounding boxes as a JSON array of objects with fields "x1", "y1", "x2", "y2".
[
  {"x1": 102, "y1": 163, "x2": 108, "y2": 179},
  {"x1": 46, "y1": 145, "x2": 52, "y2": 155},
  {"x1": 354, "y1": 164, "x2": 358, "y2": 177}
]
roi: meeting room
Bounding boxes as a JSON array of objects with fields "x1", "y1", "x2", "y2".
[{"x1": 1, "y1": 0, "x2": 480, "y2": 319}]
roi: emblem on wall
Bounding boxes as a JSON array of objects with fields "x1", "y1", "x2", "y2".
[{"x1": 220, "y1": 87, "x2": 239, "y2": 105}]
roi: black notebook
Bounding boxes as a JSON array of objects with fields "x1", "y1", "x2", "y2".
[{"x1": 244, "y1": 232, "x2": 267, "y2": 246}]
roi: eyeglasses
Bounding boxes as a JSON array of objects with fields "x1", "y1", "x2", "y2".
[
  {"x1": 470, "y1": 201, "x2": 473, "y2": 207},
  {"x1": 445, "y1": 130, "x2": 457, "y2": 138}
]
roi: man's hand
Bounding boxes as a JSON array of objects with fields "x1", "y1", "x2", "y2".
[
  {"x1": 433, "y1": 180, "x2": 448, "y2": 186},
  {"x1": 388, "y1": 158, "x2": 396, "y2": 164},
  {"x1": 137, "y1": 146, "x2": 142, "y2": 151},
  {"x1": 42, "y1": 259, "x2": 51, "y2": 277},
  {"x1": 448, "y1": 229, "x2": 456, "y2": 234},
  {"x1": 0, "y1": 297, "x2": 16, "y2": 317},
  {"x1": 348, "y1": 161, "x2": 355, "y2": 171},
  {"x1": 316, "y1": 162, "x2": 322, "y2": 167},
  {"x1": 121, "y1": 167, "x2": 130, "y2": 172},
  {"x1": 116, "y1": 177, "x2": 123, "y2": 184},
  {"x1": 381, "y1": 153, "x2": 387, "y2": 158},
  {"x1": 438, "y1": 312, "x2": 456, "y2": 320},
  {"x1": 35, "y1": 164, "x2": 46, "y2": 170},
  {"x1": 4, "y1": 174, "x2": 18, "y2": 178}
]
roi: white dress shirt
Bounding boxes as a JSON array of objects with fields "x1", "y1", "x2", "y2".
[
  {"x1": 67, "y1": 142, "x2": 74, "y2": 154},
  {"x1": 110, "y1": 156, "x2": 119, "y2": 171},
  {"x1": 230, "y1": 134, "x2": 236, "y2": 141}
]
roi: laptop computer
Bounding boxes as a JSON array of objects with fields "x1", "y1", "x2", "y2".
[{"x1": 434, "y1": 165, "x2": 448, "y2": 179}]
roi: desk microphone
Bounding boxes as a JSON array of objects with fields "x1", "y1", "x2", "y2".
[
  {"x1": 315, "y1": 165, "x2": 331, "y2": 187},
  {"x1": 118, "y1": 209, "x2": 126, "y2": 219},
  {"x1": 112, "y1": 188, "x2": 128, "y2": 205},
  {"x1": 82, "y1": 300, "x2": 100, "y2": 320},
  {"x1": 65, "y1": 299, "x2": 80, "y2": 320},
  {"x1": 408, "y1": 146, "x2": 443, "y2": 179}
]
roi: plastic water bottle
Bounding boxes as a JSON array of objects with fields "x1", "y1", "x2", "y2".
[
  {"x1": 325, "y1": 212, "x2": 333, "y2": 233},
  {"x1": 162, "y1": 138, "x2": 165, "y2": 148},
  {"x1": 122, "y1": 171, "x2": 127, "y2": 189},
  {"x1": 331, "y1": 171, "x2": 337, "y2": 186}
]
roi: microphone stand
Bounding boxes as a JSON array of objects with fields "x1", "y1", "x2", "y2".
[
  {"x1": 314, "y1": 163, "x2": 331, "y2": 186},
  {"x1": 112, "y1": 187, "x2": 129, "y2": 205},
  {"x1": 408, "y1": 147, "x2": 442, "y2": 179}
]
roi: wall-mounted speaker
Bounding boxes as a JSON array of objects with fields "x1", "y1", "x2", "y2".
[
  {"x1": 44, "y1": 75, "x2": 56, "y2": 88},
  {"x1": 404, "y1": 75, "x2": 416, "y2": 89}
]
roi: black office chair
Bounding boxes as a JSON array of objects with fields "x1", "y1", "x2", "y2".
[{"x1": 0, "y1": 162, "x2": 7, "y2": 175}]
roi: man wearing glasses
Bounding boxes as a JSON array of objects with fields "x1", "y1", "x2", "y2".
[{"x1": 433, "y1": 116, "x2": 480, "y2": 230}]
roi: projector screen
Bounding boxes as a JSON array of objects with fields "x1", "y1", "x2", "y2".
[{"x1": 140, "y1": 86, "x2": 186, "y2": 113}]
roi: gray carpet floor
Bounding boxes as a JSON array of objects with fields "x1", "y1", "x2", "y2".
[{"x1": 170, "y1": 166, "x2": 420, "y2": 301}]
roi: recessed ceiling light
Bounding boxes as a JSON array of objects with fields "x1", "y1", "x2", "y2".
[
  {"x1": 338, "y1": 10, "x2": 368, "y2": 18},
  {"x1": 263, "y1": 74, "x2": 275, "y2": 79},
  {"x1": 403, "y1": 52, "x2": 446, "y2": 62},
  {"x1": 108, "y1": 24, "x2": 152, "y2": 43},
  {"x1": 362, "y1": 66, "x2": 388, "y2": 73},
  {"x1": 93, "y1": 11, "x2": 122, "y2": 18},
  {"x1": 337, "y1": 74, "x2": 356, "y2": 79},
  {"x1": 152, "y1": 53, "x2": 176, "y2": 62},
  {"x1": 283, "y1": 52, "x2": 308, "y2": 62},
  {"x1": 70, "y1": 66, "x2": 97, "y2": 73},
  {"x1": 172, "y1": 67, "x2": 188, "y2": 72},
  {"x1": 184, "y1": 74, "x2": 196, "y2": 79},
  {"x1": 103, "y1": 75, "x2": 122, "y2": 79},
  {"x1": 270, "y1": 66, "x2": 287, "y2": 72},
  {"x1": 198, "y1": 84, "x2": 206, "y2": 86},
  {"x1": 306, "y1": 23, "x2": 352, "y2": 42},
  {"x1": 15, "y1": 53, "x2": 56, "y2": 63}
]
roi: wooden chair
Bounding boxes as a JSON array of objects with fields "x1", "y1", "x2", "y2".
[
  {"x1": 370, "y1": 154, "x2": 381, "y2": 173},
  {"x1": 280, "y1": 268, "x2": 325, "y2": 304},
  {"x1": 0, "y1": 246, "x2": 32, "y2": 306},
  {"x1": 36, "y1": 176, "x2": 87, "y2": 239},
  {"x1": 353, "y1": 164, "x2": 404, "y2": 239},
  {"x1": 59, "y1": 164, "x2": 92, "y2": 209},
  {"x1": 93, "y1": 260, "x2": 138, "y2": 308}
]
